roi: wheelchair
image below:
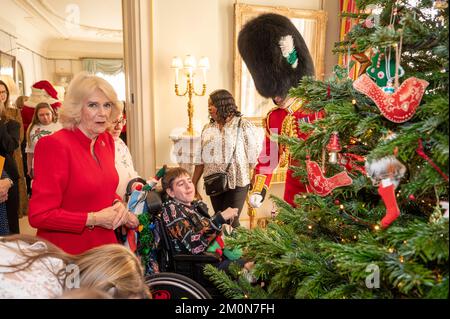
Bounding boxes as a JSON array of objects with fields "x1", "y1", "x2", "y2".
[{"x1": 122, "y1": 180, "x2": 223, "y2": 299}]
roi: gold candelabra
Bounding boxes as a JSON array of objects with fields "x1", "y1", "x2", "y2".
[{"x1": 172, "y1": 55, "x2": 209, "y2": 136}]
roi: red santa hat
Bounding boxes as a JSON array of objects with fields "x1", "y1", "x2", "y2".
[{"x1": 25, "y1": 80, "x2": 61, "y2": 109}]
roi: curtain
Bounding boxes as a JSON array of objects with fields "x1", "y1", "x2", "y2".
[
  {"x1": 339, "y1": 0, "x2": 359, "y2": 79},
  {"x1": 81, "y1": 58, "x2": 124, "y2": 75}
]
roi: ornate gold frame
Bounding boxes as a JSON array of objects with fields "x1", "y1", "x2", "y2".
[{"x1": 233, "y1": 4, "x2": 327, "y2": 183}]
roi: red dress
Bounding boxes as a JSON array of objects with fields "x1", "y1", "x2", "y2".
[
  {"x1": 253, "y1": 100, "x2": 324, "y2": 206},
  {"x1": 28, "y1": 127, "x2": 120, "y2": 254}
]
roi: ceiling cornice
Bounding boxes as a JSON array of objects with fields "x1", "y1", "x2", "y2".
[
  {"x1": 12, "y1": 0, "x2": 122, "y2": 41},
  {"x1": 13, "y1": 0, "x2": 69, "y2": 38}
]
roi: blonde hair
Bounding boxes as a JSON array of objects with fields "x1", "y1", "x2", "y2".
[
  {"x1": 0, "y1": 235, "x2": 151, "y2": 299},
  {"x1": 59, "y1": 72, "x2": 123, "y2": 130},
  {"x1": 26, "y1": 102, "x2": 58, "y2": 143}
]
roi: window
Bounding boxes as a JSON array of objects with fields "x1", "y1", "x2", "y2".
[
  {"x1": 95, "y1": 71, "x2": 125, "y2": 101},
  {"x1": 81, "y1": 58, "x2": 125, "y2": 101},
  {"x1": 17, "y1": 61, "x2": 25, "y2": 96}
]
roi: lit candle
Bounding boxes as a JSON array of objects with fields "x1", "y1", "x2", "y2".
[
  {"x1": 171, "y1": 56, "x2": 183, "y2": 85},
  {"x1": 202, "y1": 68, "x2": 207, "y2": 83},
  {"x1": 198, "y1": 56, "x2": 209, "y2": 84},
  {"x1": 175, "y1": 68, "x2": 179, "y2": 85}
]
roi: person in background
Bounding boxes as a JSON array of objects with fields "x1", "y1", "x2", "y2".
[
  {"x1": 28, "y1": 72, "x2": 138, "y2": 254},
  {"x1": 0, "y1": 234, "x2": 151, "y2": 299},
  {"x1": 21, "y1": 80, "x2": 61, "y2": 135},
  {"x1": 192, "y1": 89, "x2": 260, "y2": 228},
  {"x1": 25, "y1": 102, "x2": 62, "y2": 181},
  {"x1": 0, "y1": 80, "x2": 20, "y2": 234},
  {"x1": 0, "y1": 171, "x2": 12, "y2": 235},
  {"x1": 119, "y1": 105, "x2": 127, "y2": 144},
  {"x1": 0, "y1": 82, "x2": 28, "y2": 220},
  {"x1": 14, "y1": 95, "x2": 32, "y2": 206},
  {"x1": 15, "y1": 96, "x2": 31, "y2": 194},
  {"x1": 107, "y1": 110, "x2": 142, "y2": 201}
]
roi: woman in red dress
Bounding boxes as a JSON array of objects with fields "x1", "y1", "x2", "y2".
[{"x1": 28, "y1": 72, "x2": 138, "y2": 254}]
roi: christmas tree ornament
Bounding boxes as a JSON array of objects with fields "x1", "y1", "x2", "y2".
[
  {"x1": 365, "y1": 156, "x2": 407, "y2": 188},
  {"x1": 352, "y1": 53, "x2": 372, "y2": 77},
  {"x1": 382, "y1": 80, "x2": 395, "y2": 94},
  {"x1": 306, "y1": 160, "x2": 353, "y2": 196},
  {"x1": 366, "y1": 156, "x2": 407, "y2": 228},
  {"x1": 382, "y1": 130, "x2": 398, "y2": 141},
  {"x1": 378, "y1": 180, "x2": 401, "y2": 228},
  {"x1": 338, "y1": 153, "x2": 366, "y2": 174},
  {"x1": 353, "y1": 74, "x2": 429, "y2": 123},
  {"x1": 327, "y1": 132, "x2": 342, "y2": 164},
  {"x1": 366, "y1": 52, "x2": 404, "y2": 87},
  {"x1": 434, "y1": 0, "x2": 448, "y2": 9}
]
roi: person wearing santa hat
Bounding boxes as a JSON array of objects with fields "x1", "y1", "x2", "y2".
[
  {"x1": 21, "y1": 80, "x2": 61, "y2": 135},
  {"x1": 238, "y1": 14, "x2": 325, "y2": 208}
]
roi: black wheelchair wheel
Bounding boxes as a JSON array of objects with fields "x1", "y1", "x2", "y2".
[{"x1": 146, "y1": 272, "x2": 212, "y2": 299}]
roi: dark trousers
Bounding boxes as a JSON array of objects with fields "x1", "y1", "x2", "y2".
[
  {"x1": 6, "y1": 183, "x2": 19, "y2": 234},
  {"x1": 21, "y1": 139, "x2": 31, "y2": 196},
  {"x1": 209, "y1": 185, "x2": 249, "y2": 228}
]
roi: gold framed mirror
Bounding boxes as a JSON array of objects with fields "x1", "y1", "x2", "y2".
[
  {"x1": 0, "y1": 51, "x2": 16, "y2": 82},
  {"x1": 234, "y1": 4, "x2": 327, "y2": 126}
]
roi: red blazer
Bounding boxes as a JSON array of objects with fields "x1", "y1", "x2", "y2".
[{"x1": 28, "y1": 127, "x2": 120, "y2": 254}]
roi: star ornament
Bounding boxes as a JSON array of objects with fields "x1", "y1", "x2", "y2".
[
  {"x1": 352, "y1": 53, "x2": 372, "y2": 77},
  {"x1": 353, "y1": 74, "x2": 429, "y2": 123}
]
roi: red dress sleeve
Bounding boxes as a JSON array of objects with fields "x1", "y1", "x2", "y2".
[{"x1": 28, "y1": 135, "x2": 88, "y2": 233}]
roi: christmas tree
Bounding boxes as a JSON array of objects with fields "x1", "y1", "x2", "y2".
[{"x1": 204, "y1": 0, "x2": 449, "y2": 299}]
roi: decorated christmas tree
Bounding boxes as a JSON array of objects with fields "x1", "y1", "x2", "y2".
[{"x1": 204, "y1": 0, "x2": 449, "y2": 299}]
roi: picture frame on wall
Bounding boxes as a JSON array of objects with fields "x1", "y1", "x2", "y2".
[{"x1": 0, "y1": 51, "x2": 16, "y2": 82}]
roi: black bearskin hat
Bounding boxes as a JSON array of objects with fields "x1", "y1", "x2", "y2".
[{"x1": 238, "y1": 13, "x2": 315, "y2": 100}]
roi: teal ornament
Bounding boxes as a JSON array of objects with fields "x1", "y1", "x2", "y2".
[
  {"x1": 366, "y1": 52, "x2": 404, "y2": 87},
  {"x1": 382, "y1": 81, "x2": 395, "y2": 94}
]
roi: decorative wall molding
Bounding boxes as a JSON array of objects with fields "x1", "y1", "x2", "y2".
[{"x1": 13, "y1": 0, "x2": 122, "y2": 41}]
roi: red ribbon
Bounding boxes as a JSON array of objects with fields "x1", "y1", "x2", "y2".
[
  {"x1": 338, "y1": 153, "x2": 366, "y2": 175},
  {"x1": 416, "y1": 138, "x2": 449, "y2": 182},
  {"x1": 326, "y1": 85, "x2": 331, "y2": 99}
]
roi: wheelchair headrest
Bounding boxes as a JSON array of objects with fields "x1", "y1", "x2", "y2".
[
  {"x1": 146, "y1": 190, "x2": 163, "y2": 216},
  {"x1": 125, "y1": 177, "x2": 147, "y2": 198}
]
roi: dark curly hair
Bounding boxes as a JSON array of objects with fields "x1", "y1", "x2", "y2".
[{"x1": 209, "y1": 89, "x2": 241, "y2": 124}]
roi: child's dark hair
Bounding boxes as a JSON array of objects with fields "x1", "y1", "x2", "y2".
[{"x1": 161, "y1": 167, "x2": 191, "y2": 193}]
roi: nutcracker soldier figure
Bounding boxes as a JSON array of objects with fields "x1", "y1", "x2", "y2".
[{"x1": 238, "y1": 13, "x2": 324, "y2": 208}]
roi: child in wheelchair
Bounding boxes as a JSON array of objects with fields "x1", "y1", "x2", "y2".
[{"x1": 160, "y1": 167, "x2": 254, "y2": 275}]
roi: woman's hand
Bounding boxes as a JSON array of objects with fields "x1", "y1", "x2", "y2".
[
  {"x1": 111, "y1": 200, "x2": 129, "y2": 229},
  {"x1": 220, "y1": 207, "x2": 238, "y2": 222},
  {"x1": 125, "y1": 212, "x2": 139, "y2": 229},
  {"x1": 0, "y1": 179, "x2": 12, "y2": 201},
  {"x1": 0, "y1": 192, "x2": 7, "y2": 203},
  {"x1": 92, "y1": 201, "x2": 129, "y2": 230}
]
